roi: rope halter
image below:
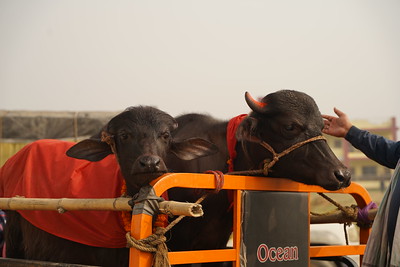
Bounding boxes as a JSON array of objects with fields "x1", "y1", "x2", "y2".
[
  {"x1": 260, "y1": 135, "x2": 326, "y2": 175},
  {"x1": 228, "y1": 135, "x2": 326, "y2": 176}
]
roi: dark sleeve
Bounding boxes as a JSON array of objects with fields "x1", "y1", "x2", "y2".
[{"x1": 345, "y1": 126, "x2": 400, "y2": 169}]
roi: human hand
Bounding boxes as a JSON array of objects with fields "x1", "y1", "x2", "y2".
[{"x1": 322, "y1": 108, "x2": 353, "y2": 138}]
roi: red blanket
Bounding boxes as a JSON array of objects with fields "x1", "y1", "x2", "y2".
[
  {"x1": 0, "y1": 139, "x2": 127, "y2": 248},
  {"x1": 226, "y1": 114, "x2": 247, "y2": 172}
]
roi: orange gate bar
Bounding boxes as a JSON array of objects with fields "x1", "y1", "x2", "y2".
[{"x1": 129, "y1": 173, "x2": 372, "y2": 266}]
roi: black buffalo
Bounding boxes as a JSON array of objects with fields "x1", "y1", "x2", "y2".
[
  {"x1": 2, "y1": 106, "x2": 217, "y2": 267},
  {"x1": 165, "y1": 90, "x2": 351, "y2": 265}
]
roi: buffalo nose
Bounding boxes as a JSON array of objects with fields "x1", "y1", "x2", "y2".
[
  {"x1": 334, "y1": 169, "x2": 351, "y2": 187},
  {"x1": 139, "y1": 155, "x2": 161, "y2": 171}
]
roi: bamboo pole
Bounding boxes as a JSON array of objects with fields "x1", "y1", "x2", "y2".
[
  {"x1": 311, "y1": 208, "x2": 377, "y2": 224},
  {"x1": 0, "y1": 197, "x2": 203, "y2": 217},
  {"x1": 0, "y1": 197, "x2": 376, "y2": 223}
]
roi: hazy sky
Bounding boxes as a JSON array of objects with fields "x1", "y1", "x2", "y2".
[{"x1": 1, "y1": 1, "x2": 399, "y2": 130}]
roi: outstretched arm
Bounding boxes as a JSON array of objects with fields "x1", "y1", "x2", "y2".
[
  {"x1": 323, "y1": 108, "x2": 400, "y2": 169},
  {"x1": 346, "y1": 126, "x2": 400, "y2": 169}
]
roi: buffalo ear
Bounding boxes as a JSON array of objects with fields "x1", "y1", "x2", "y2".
[
  {"x1": 66, "y1": 139, "x2": 112, "y2": 162},
  {"x1": 236, "y1": 116, "x2": 260, "y2": 142},
  {"x1": 171, "y1": 138, "x2": 218, "y2": 160}
]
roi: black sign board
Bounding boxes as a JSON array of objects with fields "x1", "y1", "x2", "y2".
[{"x1": 240, "y1": 191, "x2": 309, "y2": 266}]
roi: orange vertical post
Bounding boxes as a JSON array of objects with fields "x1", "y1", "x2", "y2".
[
  {"x1": 129, "y1": 214, "x2": 154, "y2": 267},
  {"x1": 232, "y1": 190, "x2": 242, "y2": 267}
]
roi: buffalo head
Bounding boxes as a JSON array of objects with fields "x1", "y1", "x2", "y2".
[
  {"x1": 236, "y1": 90, "x2": 351, "y2": 190},
  {"x1": 67, "y1": 106, "x2": 218, "y2": 196}
]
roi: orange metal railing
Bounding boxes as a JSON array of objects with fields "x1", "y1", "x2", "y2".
[{"x1": 129, "y1": 173, "x2": 372, "y2": 266}]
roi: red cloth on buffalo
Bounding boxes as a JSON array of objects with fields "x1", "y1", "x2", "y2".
[
  {"x1": 0, "y1": 139, "x2": 127, "y2": 248},
  {"x1": 226, "y1": 114, "x2": 247, "y2": 172}
]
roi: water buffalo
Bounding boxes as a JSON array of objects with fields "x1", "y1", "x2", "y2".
[
  {"x1": 0, "y1": 106, "x2": 217, "y2": 267},
  {"x1": 165, "y1": 90, "x2": 351, "y2": 265}
]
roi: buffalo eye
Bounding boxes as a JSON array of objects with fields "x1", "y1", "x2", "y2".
[
  {"x1": 281, "y1": 123, "x2": 302, "y2": 138},
  {"x1": 284, "y1": 124, "x2": 295, "y2": 131},
  {"x1": 118, "y1": 132, "x2": 129, "y2": 141}
]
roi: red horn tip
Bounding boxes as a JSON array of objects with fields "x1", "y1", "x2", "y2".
[{"x1": 245, "y1": 92, "x2": 267, "y2": 108}]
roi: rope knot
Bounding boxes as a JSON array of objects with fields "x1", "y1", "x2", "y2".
[
  {"x1": 262, "y1": 159, "x2": 272, "y2": 175},
  {"x1": 125, "y1": 187, "x2": 208, "y2": 267},
  {"x1": 204, "y1": 170, "x2": 225, "y2": 193},
  {"x1": 126, "y1": 227, "x2": 170, "y2": 267},
  {"x1": 342, "y1": 205, "x2": 358, "y2": 222}
]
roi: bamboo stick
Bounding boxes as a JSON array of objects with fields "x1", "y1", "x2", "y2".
[
  {"x1": 311, "y1": 208, "x2": 377, "y2": 224},
  {"x1": 159, "y1": 200, "x2": 203, "y2": 217},
  {"x1": 0, "y1": 197, "x2": 203, "y2": 217},
  {"x1": 0, "y1": 197, "x2": 377, "y2": 223}
]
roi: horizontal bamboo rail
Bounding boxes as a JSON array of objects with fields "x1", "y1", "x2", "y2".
[{"x1": 0, "y1": 197, "x2": 203, "y2": 217}]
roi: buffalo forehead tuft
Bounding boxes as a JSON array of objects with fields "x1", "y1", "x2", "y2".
[
  {"x1": 266, "y1": 90, "x2": 321, "y2": 118},
  {"x1": 107, "y1": 106, "x2": 176, "y2": 133}
]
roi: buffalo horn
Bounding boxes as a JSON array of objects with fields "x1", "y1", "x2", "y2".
[{"x1": 245, "y1": 92, "x2": 268, "y2": 113}]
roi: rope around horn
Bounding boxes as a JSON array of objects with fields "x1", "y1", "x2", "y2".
[{"x1": 125, "y1": 194, "x2": 208, "y2": 267}]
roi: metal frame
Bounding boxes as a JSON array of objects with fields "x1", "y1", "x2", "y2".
[{"x1": 129, "y1": 173, "x2": 372, "y2": 266}]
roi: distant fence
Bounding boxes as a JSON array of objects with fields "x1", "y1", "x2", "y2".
[{"x1": 0, "y1": 110, "x2": 119, "y2": 166}]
